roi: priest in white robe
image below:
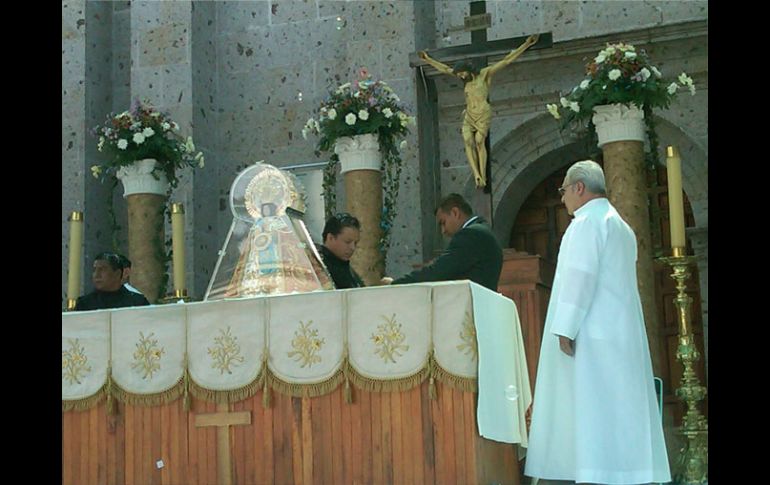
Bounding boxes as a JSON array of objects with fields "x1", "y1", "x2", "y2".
[{"x1": 524, "y1": 160, "x2": 670, "y2": 485}]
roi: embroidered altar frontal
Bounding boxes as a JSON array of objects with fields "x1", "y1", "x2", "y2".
[
  {"x1": 62, "y1": 282, "x2": 491, "y2": 408},
  {"x1": 63, "y1": 281, "x2": 531, "y2": 485}
]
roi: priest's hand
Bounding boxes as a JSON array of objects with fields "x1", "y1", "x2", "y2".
[
  {"x1": 558, "y1": 335, "x2": 575, "y2": 356},
  {"x1": 379, "y1": 277, "x2": 394, "y2": 286}
]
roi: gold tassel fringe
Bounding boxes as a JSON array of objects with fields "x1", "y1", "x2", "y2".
[
  {"x1": 262, "y1": 376, "x2": 271, "y2": 408},
  {"x1": 62, "y1": 383, "x2": 107, "y2": 412},
  {"x1": 431, "y1": 356, "x2": 477, "y2": 393},
  {"x1": 344, "y1": 361, "x2": 430, "y2": 393},
  {"x1": 188, "y1": 372, "x2": 264, "y2": 405},
  {"x1": 183, "y1": 367, "x2": 191, "y2": 411},
  {"x1": 105, "y1": 366, "x2": 116, "y2": 415},
  {"x1": 268, "y1": 369, "x2": 345, "y2": 399},
  {"x1": 344, "y1": 375, "x2": 353, "y2": 404},
  {"x1": 112, "y1": 376, "x2": 185, "y2": 407}
]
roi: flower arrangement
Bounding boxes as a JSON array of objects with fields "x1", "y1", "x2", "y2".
[
  {"x1": 91, "y1": 99, "x2": 204, "y2": 189},
  {"x1": 302, "y1": 68, "x2": 414, "y2": 153},
  {"x1": 303, "y1": 68, "x2": 414, "y2": 261},
  {"x1": 545, "y1": 42, "x2": 696, "y2": 166}
]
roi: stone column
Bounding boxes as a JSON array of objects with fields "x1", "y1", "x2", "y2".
[
  {"x1": 117, "y1": 159, "x2": 169, "y2": 303},
  {"x1": 593, "y1": 103, "x2": 664, "y2": 377},
  {"x1": 130, "y1": 1, "x2": 194, "y2": 298},
  {"x1": 335, "y1": 134, "x2": 385, "y2": 286}
]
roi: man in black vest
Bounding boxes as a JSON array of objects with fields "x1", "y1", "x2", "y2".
[
  {"x1": 74, "y1": 252, "x2": 150, "y2": 311},
  {"x1": 319, "y1": 213, "x2": 364, "y2": 289},
  {"x1": 381, "y1": 193, "x2": 502, "y2": 291}
]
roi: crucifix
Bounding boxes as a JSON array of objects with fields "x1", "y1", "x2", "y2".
[
  {"x1": 411, "y1": 1, "x2": 552, "y2": 226},
  {"x1": 194, "y1": 402, "x2": 251, "y2": 485}
]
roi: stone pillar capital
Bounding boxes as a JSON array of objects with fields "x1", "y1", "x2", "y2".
[{"x1": 592, "y1": 103, "x2": 646, "y2": 147}]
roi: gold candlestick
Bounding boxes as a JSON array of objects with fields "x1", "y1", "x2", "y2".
[{"x1": 658, "y1": 252, "x2": 708, "y2": 483}]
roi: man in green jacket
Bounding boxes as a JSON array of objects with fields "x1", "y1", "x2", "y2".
[{"x1": 381, "y1": 193, "x2": 503, "y2": 291}]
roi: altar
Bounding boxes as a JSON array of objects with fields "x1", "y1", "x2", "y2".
[{"x1": 62, "y1": 281, "x2": 531, "y2": 485}]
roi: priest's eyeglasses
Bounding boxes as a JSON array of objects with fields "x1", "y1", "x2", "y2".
[{"x1": 557, "y1": 183, "x2": 577, "y2": 196}]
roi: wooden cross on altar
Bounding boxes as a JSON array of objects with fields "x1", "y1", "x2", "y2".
[
  {"x1": 410, "y1": 1, "x2": 552, "y2": 226},
  {"x1": 194, "y1": 402, "x2": 251, "y2": 485}
]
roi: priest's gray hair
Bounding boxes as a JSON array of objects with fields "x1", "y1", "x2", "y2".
[{"x1": 565, "y1": 160, "x2": 607, "y2": 195}]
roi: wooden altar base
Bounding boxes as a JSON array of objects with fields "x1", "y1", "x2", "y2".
[{"x1": 62, "y1": 381, "x2": 520, "y2": 485}]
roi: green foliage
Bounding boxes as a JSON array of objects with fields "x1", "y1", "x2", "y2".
[
  {"x1": 91, "y1": 99, "x2": 204, "y2": 189},
  {"x1": 546, "y1": 42, "x2": 696, "y2": 167}
]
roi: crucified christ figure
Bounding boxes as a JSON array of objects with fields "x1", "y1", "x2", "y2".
[{"x1": 419, "y1": 34, "x2": 539, "y2": 188}]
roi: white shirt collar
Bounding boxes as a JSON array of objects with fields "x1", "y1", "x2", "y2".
[
  {"x1": 574, "y1": 197, "x2": 608, "y2": 216},
  {"x1": 462, "y1": 215, "x2": 480, "y2": 229}
]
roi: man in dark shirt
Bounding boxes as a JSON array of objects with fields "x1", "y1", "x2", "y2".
[
  {"x1": 319, "y1": 213, "x2": 364, "y2": 289},
  {"x1": 74, "y1": 252, "x2": 151, "y2": 311},
  {"x1": 381, "y1": 193, "x2": 503, "y2": 291}
]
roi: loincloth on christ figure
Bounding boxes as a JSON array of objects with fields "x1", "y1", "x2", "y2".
[{"x1": 462, "y1": 103, "x2": 492, "y2": 136}]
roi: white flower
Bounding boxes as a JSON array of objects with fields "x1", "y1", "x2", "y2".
[
  {"x1": 117, "y1": 139, "x2": 128, "y2": 150},
  {"x1": 345, "y1": 113, "x2": 357, "y2": 125},
  {"x1": 185, "y1": 136, "x2": 195, "y2": 152},
  {"x1": 667, "y1": 82, "x2": 679, "y2": 95},
  {"x1": 595, "y1": 54, "x2": 606, "y2": 64},
  {"x1": 338, "y1": 82, "x2": 351, "y2": 91},
  {"x1": 90, "y1": 165, "x2": 102, "y2": 178},
  {"x1": 639, "y1": 67, "x2": 651, "y2": 82},
  {"x1": 624, "y1": 51, "x2": 637, "y2": 59},
  {"x1": 678, "y1": 73, "x2": 694, "y2": 86},
  {"x1": 569, "y1": 101, "x2": 580, "y2": 113},
  {"x1": 328, "y1": 108, "x2": 337, "y2": 120},
  {"x1": 605, "y1": 46, "x2": 616, "y2": 55},
  {"x1": 608, "y1": 69, "x2": 622, "y2": 81},
  {"x1": 390, "y1": 93, "x2": 400, "y2": 102},
  {"x1": 651, "y1": 66, "x2": 662, "y2": 78},
  {"x1": 560, "y1": 97, "x2": 570, "y2": 108},
  {"x1": 399, "y1": 140, "x2": 407, "y2": 150},
  {"x1": 353, "y1": 91, "x2": 361, "y2": 98},
  {"x1": 133, "y1": 133, "x2": 146, "y2": 144},
  {"x1": 689, "y1": 84, "x2": 696, "y2": 96},
  {"x1": 97, "y1": 137, "x2": 105, "y2": 151},
  {"x1": 142, "y1": 127, "x2": 155, "y2": 137},
  {"x1": 161, "y1": 122, "x2": 171, "y2": 130},
  {"x1": 301, "y1": 127, "x2": 308, "y2": 140},
  {"x1": 358, "y1": 109, "x2": 369, "y2": 121},
  {"x1": 383, "y1": 108, "x2": 393, "y2": 118},
  {"x1": 195, "y1": 152, "x2": 205, "y2": 168},
  {"x1": 579, "y1": 79, "x2": 590, "y2": 90},
  {"x1": 546, "y1": 103, "x2": 561, "y2": 120}
]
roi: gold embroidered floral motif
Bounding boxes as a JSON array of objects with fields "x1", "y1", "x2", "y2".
[
  {"x1": 207, "y1": 326, "x2": 245, "y2": 374},
  {"x1": 456, "y1": 311, "x2": 478, "y2": 361},
  {"x1": 288, "y1": 320, "x2": 325, "y2": 368},
  {"x1": 62, "y1": 338, "x2": 92, "y2": 385},
  {"x1": 131, "y1": 332, "x2": 165, "y2": 380},
  {"x1": 371, "y1": 314, "x2": 410, "y2": 363}
]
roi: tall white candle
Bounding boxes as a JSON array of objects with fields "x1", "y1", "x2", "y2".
[{"x1": 666, "y1": 146, "x2": 686, "y2": 249}]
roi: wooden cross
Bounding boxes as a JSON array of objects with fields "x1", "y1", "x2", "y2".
[
  {"x1": 410, "y1": 1, "x2": 552, "y2": 227},
  {"x1": 194, "y1": 402, "x2": 251, "y2": 485}
]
